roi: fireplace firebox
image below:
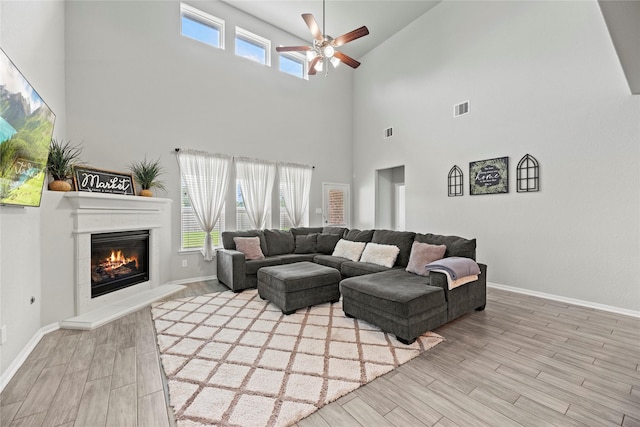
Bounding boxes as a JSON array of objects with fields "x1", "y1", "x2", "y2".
[{"x1": 91, "y1": 230, "x2": 150, "y2": 298}]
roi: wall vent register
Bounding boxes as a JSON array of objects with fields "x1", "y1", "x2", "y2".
[
  {"x1": 384, "y1": 127, "x2": 393, "y2": 139},
  {"x1": 454, "y1": 101, "x2": 469, "y2": 117}
]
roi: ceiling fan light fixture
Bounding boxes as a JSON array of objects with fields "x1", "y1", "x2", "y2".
[
  {"x1": 323, "y1": 45, "x2": 335, "y2": 58},
  {"x1": 315, "y1": 59, "x2": 324, "y2": 72},
  {"x1": 330, "y1": 56, "x2": 340, "y2": 68},
  {"x1": 306, "y1": 50, "x2": 317, "y2": 61}
]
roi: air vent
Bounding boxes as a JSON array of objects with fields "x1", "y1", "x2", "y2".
[
  {"x1": 384, "y1": 127, "x2": 393, "y2": 139},
  {"x1": 454, "y1": 101, "x2": 469, "y2": 117}
]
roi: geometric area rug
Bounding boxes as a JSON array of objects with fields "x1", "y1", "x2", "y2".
[{"x1": 151, "y1": 289, "x2": 443, "y2": 427}]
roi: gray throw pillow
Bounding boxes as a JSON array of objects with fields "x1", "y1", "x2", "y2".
[
  {"x1": 316, "y1": 234, "x2": 341, "y2": 254},
  {"x1": 294, "y1": 233, "x2": 318, "y2": 254},
  {"x1": 415, "y1": 233, "x2": 476, "y2": 260}
]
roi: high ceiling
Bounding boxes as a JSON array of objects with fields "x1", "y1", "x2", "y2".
[{"x1": 222, "y1": 0, "x2": 442, "y2": 59}]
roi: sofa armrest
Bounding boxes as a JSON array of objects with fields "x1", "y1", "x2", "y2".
[
  {"x1": 216, "y1": 249, "x2": 247, "y2": 291},
  {"x1": 429, "y1": 263, "x2": 487, "y2": 321}
]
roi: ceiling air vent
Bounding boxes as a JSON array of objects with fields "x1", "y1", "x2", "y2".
[
  {"x1": 384, "y1": 127, "x2": 393, "y2": 139},
  {"x1": 454, "y1": 101, "x2": 469, "y2": 117}
]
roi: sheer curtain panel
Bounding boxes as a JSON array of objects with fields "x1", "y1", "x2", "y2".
[
  {"x1": 235, "y1": 157, "x2": 276, "y2": 229},
  {"x1": 177, "y1": 150, "x2": 231, "y2": 261},
  {"x1": 279, "y1": 163, "x2": 313, "y2": 227}
]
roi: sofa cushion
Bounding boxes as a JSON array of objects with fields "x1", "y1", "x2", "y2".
[
  {"x1": 322, "y1": 226, "x2": 348, "y2": 237},
  {"x1": 233, "y1": 237, "x2": 265, "y2": 260},
  {"x1": 340, "y1": 269, "x2": 445, "y2": 318},
  {"x1": 406, "y1": 241, "x2": 447, "y2": 276},
  {"x1": 278, "y1": 253, "x2": 317, "y2": 264},
  {"x1": 294, "y1": 233, "x2": 317, "y2": 254},
  {"x1": 313, "y1": 254, "x2": 350, "y2": 270},
  {"x1": 341, "y1": 261, "x2": 391, "y2": 278},
  {"x1": 246, "y1": 257, "x2": 283, "y2": 275},
  {"x1": 222, "y1": 230, "x2": 268, "y2": 255},
  {"x1": 344, "y1": 229, "x2": 374, "y2": 242},
  {"x1": 316, "y1": 234, "x2": 341, "y2": 254},
  {"x1": 332, "y1": 239, "x2": 366, "y2": 262},
  {"x1": 290, "y1": 227, "x2": 323, "y2": 236},
  {"x1": 264, "y1": 229, "x2": 295, "y2": 256},
  {"x1": 371, "y1": 230, "x2": 416, "y2": 267},
  {"x1": 360, "y1": 242, "x2": 400, "y2": 268},
  {"x1": 415, "y1": 233, "x2": 476, "y2": 260}
]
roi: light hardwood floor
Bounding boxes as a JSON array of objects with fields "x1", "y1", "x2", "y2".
[{"x1": 1, "y1": 281, "x2": 639, "y2": 426}]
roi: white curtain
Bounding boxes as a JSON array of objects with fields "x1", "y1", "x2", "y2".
[
  {"x1": 279, "y1": 163, "x2": 313, "y2": 227},
  {"x1": 177, "y1": 150, "x2": 231, "y2": 261},
  {"x1": 235, "y1": 157, "x2": 276, "y2": 229}
]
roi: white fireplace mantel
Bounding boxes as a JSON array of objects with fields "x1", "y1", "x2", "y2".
[{"x1": 61, "y1": 192, "x2": 182, "y2": 327}]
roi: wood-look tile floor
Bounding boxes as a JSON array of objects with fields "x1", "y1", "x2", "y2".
[{"x1": 1, "y1": 281, "x2": 639, "y2": 427}]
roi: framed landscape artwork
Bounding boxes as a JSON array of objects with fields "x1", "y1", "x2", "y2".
[{"x1": 470, "y1": 157, "x2": 509, "y2": 195}]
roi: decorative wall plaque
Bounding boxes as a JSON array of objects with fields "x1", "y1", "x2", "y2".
[
  {"x1": 73, "y1": 166, "x2": 136, "y2": 195},
  {"x1": 470, "y1": 157, "x2": 509, "y2": 195},
  {"x1": 517, "y1": 154, "x2": 540, "y2": 192},
  {"x1": 448, "y1": 165, "x2": 463, "y2": 197}
]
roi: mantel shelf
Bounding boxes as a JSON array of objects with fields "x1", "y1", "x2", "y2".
[{"x1": 64, "y1": 192, "x2": 172, "y2": 211}]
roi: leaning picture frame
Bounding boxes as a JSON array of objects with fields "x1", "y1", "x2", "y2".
[
  {"x1": 469, "y1": 157, "x2": 509, "y2": 195},
  {"x1": 73, "y1": 166, "x2": 136, "y2": 195}
]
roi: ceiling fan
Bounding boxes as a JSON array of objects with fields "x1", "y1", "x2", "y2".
[{"x1": 275, "y1": 0, "x2": 369, "y2": 76}]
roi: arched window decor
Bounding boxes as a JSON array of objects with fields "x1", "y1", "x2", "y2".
[
  {"x1": 448, "y1": 165, "x2": 463, "y2": 197},
  {"x1": 517, "y1": 154, "x2": 539, "y2": 192}
]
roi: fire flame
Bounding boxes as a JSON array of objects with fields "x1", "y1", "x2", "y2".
[{"x1": 103, "y1": 249, "x2": 139, "y2": 270}]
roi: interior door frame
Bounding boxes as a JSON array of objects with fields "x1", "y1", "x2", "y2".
[{"x1": 321, "y1": 182, "x2": 350, "y2": 228}]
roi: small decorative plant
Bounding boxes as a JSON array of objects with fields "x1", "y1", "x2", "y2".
[
  {"x1": 47, "y1": 139, "x2": 83, "y2": 191},
  {"x1": 129, "y1": 157, "x2": 166, "y2": 197}
]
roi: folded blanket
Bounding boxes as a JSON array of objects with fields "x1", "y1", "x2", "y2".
[
  {"x1": 425, "y1": 257, "x2": 480, "y2": 280},
  {"x1": 428, "y1": 269, "x2": 479, "y2": 290}
]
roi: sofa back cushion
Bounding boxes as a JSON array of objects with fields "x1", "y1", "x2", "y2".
[
  {"x1": 371, "y1": 230, "x2": 416, "y2": 267},
  {"x1": 263, "y1": 229, "x2": 295, "y2": 256},
  {"x1": 316, "y1": 234, "x2": 341, "y2": 254},
  {"x1": 294, "y1": 233, "x2": 317, "y2": 254},
  {"x1": 222, "y1": 230, "x2": 268, "y2": 255},
  {"x1": 415, "y1": 233, "x2": 476, "y2": 260},
  {"x1": 290, "y1": 227, "x2": 323, "y2": 236},
  {"x1": 344, "y1": 229, "x2": 374, "y2": 243},
  {"x1": 322, "y1": 227, "x2": 348, "y2": 237}
]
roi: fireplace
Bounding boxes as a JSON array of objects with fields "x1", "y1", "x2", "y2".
[{"x1": 91, "y1": 230, "x2": 150, "y2": 298}]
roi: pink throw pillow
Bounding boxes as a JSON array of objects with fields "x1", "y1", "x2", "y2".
[
  {"x1": 233, "y1": 236, "x2": 265, "y2": 260},
  {"x1": 406, "y1": 241, "x2": 447, "y2": 276}
]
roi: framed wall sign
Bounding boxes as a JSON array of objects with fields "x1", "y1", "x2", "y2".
[
  {"x1": 73, "y1": 166, "x2": 136, "y2": 195},
  {"x1": 470, "y1": 157, "x2": 509, "y2": 195}
]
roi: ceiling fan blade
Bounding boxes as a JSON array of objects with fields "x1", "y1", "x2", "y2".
[
  {"x1": 308, "y1": 56, "x2": 321, "y2": 75},
  {"x1": 302, "y1": 14, "x2": 323, "y2": 41},
  {"x1": 276, "y1": 46, "x2": 312, "y2": 53},
  {"x1": 333, "y1": 26, "x2": 369, "y2": 47},
  {"x1": 334, "y1": 51, "x2": 361, "y2": 69}
]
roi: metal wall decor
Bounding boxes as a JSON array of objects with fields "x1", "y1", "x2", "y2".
[
  {"x1": 516, "y1": 154, "x2": 540, "y2": 192},
  {"x1": 470, "y1": 157, "x2": 509, "y2": 195},
  {"x1": 448, "y1": 165, "x2": 463, "y2": 196}
]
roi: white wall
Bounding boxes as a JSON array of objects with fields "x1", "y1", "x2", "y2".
[
  {"x1": 353, "y1": 1, "x2": 640, "y2": 312},
  {"x1": 64, "y1": 0, "x2": 354, "y2": 283},
  {"x1": 0, "y1": 0, "x2": 66, "y2": 374}
]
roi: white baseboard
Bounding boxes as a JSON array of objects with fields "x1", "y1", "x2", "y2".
[
  {"x1": 166, "y1": 275, "x2": 218, "y2": 287},
  {"x1": 488, "y1": 282, "x2": 640, "y2": 319},
  {"x1": 0, "y1": 322, "x2": 60, "y2": 393}
]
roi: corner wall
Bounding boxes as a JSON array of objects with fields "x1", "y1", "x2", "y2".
[
  {"x1": 0, "y1": 0, "x2": 66, "y2": 376},
  {"x1": 352, "y1": 1, "x2": 640, "y2": 312}
]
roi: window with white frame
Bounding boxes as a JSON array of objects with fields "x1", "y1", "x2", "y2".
[
  {"x1": 180, "y1": 179, "x2": 225, "y2": 250},
  {"x1": 279, "y1": 182, "x2": 294, "y2": 230},
  {"x1": 180, "y1": 3, "x2": 225, "y2": 49},
  {"x1": 279, "y1": 52, "x2": 307, "y2": 79},
  {"x1": 236, "y1": 181, "x2": 261, "y2": 230},
  {"x1": 235, "y1": 27, "x2": 271, "y2": 66}
]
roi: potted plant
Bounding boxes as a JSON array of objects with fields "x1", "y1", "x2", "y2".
[
  {"x1": 47, "y1": 139, "x2": 83, "y2": 191},
  {"x1": 129, "y1": 157, "x2": 166, "y2": 197}
]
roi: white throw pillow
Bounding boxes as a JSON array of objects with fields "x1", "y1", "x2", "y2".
[
  {"x1": 360, "y1": 242, "x2": 400, "y2": 268},
  {"x1": 332, "y1": 239, "x2": 366, "y2": 262}
]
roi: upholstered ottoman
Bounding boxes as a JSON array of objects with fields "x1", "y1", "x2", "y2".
[{"x1": 257, "y1": 262, "x2": 341, "y2": 314}]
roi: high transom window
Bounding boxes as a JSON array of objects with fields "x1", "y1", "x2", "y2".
[
  {"x1": 180, "y1": 3, "x2": 225, "y2": 49},
  {"x1": 235, "y1": 27, "x2": 270, "y2": 66}
]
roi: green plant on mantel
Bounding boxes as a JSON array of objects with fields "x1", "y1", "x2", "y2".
[
  {"x1": 47, "y1": 139, "x2": 83, "y2": 191},
  {"x1": 129, "y1": 157, "x2": 166, "y2": 197}
]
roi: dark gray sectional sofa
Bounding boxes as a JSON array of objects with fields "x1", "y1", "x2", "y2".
[{"x1": 216, "y1": 227, "x2": 487, "y2": 343}]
